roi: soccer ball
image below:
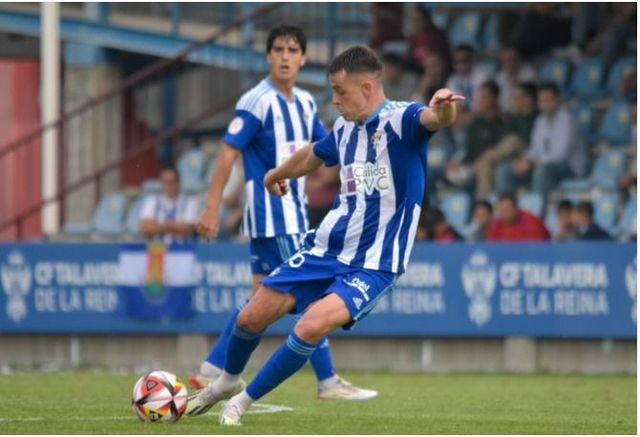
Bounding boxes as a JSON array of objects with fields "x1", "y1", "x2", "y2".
[{"x1": 131, "y1": 370, "x2": 188, "y2": 423}]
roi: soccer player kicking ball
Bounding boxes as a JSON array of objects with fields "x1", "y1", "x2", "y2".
[
  {"x1": 188, "y1": 45, "x2": 463, "y2": 425},
  {"x1": 193, "y1": 26, "x2": 376, "y2": 401}
]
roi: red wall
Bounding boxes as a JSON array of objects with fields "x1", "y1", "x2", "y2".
[{"x1": 0, "y1": 60, "x2": 42, "y2": 241}]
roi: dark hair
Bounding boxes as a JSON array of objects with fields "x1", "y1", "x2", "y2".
[
  {"x1": 160, "y1": 166, "x2": 180, "y2": 181},
  {"x1": 516, "y1": 81, "x2": 538, "y2": 101},
  {"x1": 475, "y1": 200, "x2": 493, "y2": 214},
  {"x1": 575, "y1": 201, "x2": 594, "y2": 218},
  {"x1": 420, "y1": 207, "x2": 447, "y2": 229},
  {"x1": 557, "y1": 199, "x2": 573, "y2": 213},
  {"x1": 538, "y1": 81, "x2": 560, "y2": 96},
  {"x1": 454, "y1": 44, "x2": 475, "y2": 57},
  {"x1": 481, "y1": 80, "x2": 500, "y2": 98},
  {"x1": 328, "y1": 46, "x2": 383, "y2": 76},
  {"x1": 498, "y1": 192, "x2": 518, "y2": 206},
  {"x1": 266, "y1": 25, "x2": 307, "y2": 54}
]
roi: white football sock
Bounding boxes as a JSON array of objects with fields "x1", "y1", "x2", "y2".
[
  {"x1": 217, "y1": 371, "x2": 241, "y2": 390},
  {"x1": 232, "y1": 390, "x2": 254, "y2": 412},
  {"x1": 200, "y1": 361, "x2": 222, "y2": 377},
  {"x1": 318, "y1": 374, "x2": 341, "y2": 390}
]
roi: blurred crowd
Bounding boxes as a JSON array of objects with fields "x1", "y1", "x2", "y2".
[{"x1": 144, "y1": 3, "x2": 636, "y2": 245}]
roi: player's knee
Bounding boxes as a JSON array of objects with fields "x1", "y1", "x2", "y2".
[
  {"x1": 236, "y1": 308, "x2": 266, "y2": 334},
  {"x1": 294, "y1": 317, "x2": 328, "y2": 344}
]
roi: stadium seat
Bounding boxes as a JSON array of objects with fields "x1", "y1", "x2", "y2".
[
  {"x1": 561, "y1": 149, "x2": 627, "y2": 193},
  {"x1": 606, "y1": 56, "x2": 636, "y2": 96},
  {"x1": 431, "y1": 10, "x2": 450, "y2": 31},
  {"x1": 519, "y1": 192, "x2": 543, "y2": 217},
  {"x1": 539, "y1": 58, "x2": 571, "y2": 93},
  {"x1": 612, "y1": 197, "x2": 636, "y2": 238},
  {"x1": 574, "y1": 103, "x2": 596, "y2": 140},
  {"x1": 91, "y1": 192, "x2": 129, "y2": 236},
  {"x1": 479, "y1": 58, "x2": 499, "y2": 76},
  {"x1": 598, "y1": 101, "x2": 632, "y2": 146},
  {"x1": 125, "y1": 194, "x2": 149, "y2": 236},
  {"x1": 570, "y1": 57, "x2": 605, "y2": 100},
  {"x1": 177, "y1": 148, "x2": 208, "y2": 193},
  {"x1": 449, "y1": 13, "x2": 482, "y2": 48},
  {"x1": 441, "y1": 191, "x2": 471, "y2": 232},
  {"x1": 482, "y1": 15, "x2": 499, "y2": 52},
  {"x1": 593, "y1": 193, "x2": 620, "y2": 233}
]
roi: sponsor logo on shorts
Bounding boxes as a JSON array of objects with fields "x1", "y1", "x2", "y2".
[
  {"x1": 344, "y1": 277, "x2": 370, "y2": 301},
  {"x1": 352, "y1": 297, "x2": 363, "y2": 310}
]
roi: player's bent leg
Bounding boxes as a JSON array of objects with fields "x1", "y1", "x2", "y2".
[
  {"x1": 220, "y1": 294, "x2": 352, "y2": 425},
  {"x1": 190, "y1": 274, "x2": 265, "y2": 390},
  {"x1": 187, "y1": 285, "x2": 295, "y2": 417}
]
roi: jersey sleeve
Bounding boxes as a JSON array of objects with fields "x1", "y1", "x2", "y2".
[
  {"x1": 223, "y1": 93, "x2": 264, "y2": 150},
  {"x1": 311, "y1": 114, "x2": 329, "y2": 142},
  {"x1": 312, "y1": 128, "x2": 339, "y2": 167},
  {"x1": 402, "y1": 103, "x2": 430, "y2": 143}
]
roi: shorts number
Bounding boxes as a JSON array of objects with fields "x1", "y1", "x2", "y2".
[{"x1": 288, "y1": 250, "x2": 311, "y2": 268}]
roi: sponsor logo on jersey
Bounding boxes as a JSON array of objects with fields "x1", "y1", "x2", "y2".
[{"x1": 342, "y1": 162, "x2": 390, "y2": 196}]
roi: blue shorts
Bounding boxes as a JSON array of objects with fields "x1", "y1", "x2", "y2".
[
  {"x1": 249, "y1": 234, "x2": 302, "y2": 275},
  {"x1": 261, "y1": 250, "x2": 396, "y2": 330}
]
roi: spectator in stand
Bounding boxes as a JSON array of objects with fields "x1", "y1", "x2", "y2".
[
  {"x1": 139, "y1": 167, "x2": 199, "y2": 243},
  {"x1": 446, "y1": 81, "x2": 505, "y2": 191},
  {"x1": 510, "y1": 4, "x2": 572, "y2": 58},
  {"x1": 495, "y1": 47, "x2": 537, "y2": 114},
  {"x1": 583, "y1": 3, "x2": 636, "y2": 66},
  {"x1": 415, "y1": 53, "x2": 449, "y2": 105},
  {"x1": 487, "y1": 192, "x2": 550, "y2": 241},
  {"x1": 306, "y1": 166, "x2": 340, "y2": 229},
  {"x1": 369, "y1": 3, "x2": 405, "y2": 50},
  {"x1": 553, "y1": 199, "x2": 575, "y2": 242},
  {"x1": 445, "y1": 44, "x2": 490, "y2": 112},
  {"x1": 406, "y1": 5, "x2": 451, "y2": 74},
  {"x1": 420, "y1": 207, "x2": 463, "y2": 243},
  {"x1": 572, "y1": 201, "x2": 612, "y2": 241},
  {"x1": 465, "y1": 200, "x2": 493, "y2": 242},
  {"x1": 474, "y1": 82, "x2": 538, "y2": 199},
  {"x1": 495, "y1": 82, "x2": 587, "y2": 202},
  {"x1": 381, "y1": 51, "x2": 419, "y2": 101}
]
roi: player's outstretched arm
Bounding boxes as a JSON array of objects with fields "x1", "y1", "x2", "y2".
[
  {"x1": 197, "y1": 143, "x2": 240, "y2": 241},
  {"x1": 420, "y1": 88, "x2": 465, "y2": 132},
  {"x1": 264, "y1": 144, "x2": 323, "y2": 196}
]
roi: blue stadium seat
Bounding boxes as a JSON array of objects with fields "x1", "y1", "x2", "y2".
[
  {"x1": 561, "y1": 149, "x2": 627, "y2": 193},
  {"x1": 441, "y1": 191, "x2": 471, "y2": 231},
  {"x1": 570, "y1": 57, "x2": 605, "y2": 100},
  {"x1": 519, "y1": 192, "x2": 543, "y2": 217},
  {"x1": 431, "y1": 10, "x2": 450, "y2": 31},
  {"x1": 539, "y1": 58, "x2": 571, "y2": 92},
  {"x1": 614, "y1": 197, "x2": 637, "y2": 237},
  {"x1": 91, "y1": 192, "x2": 128, "y2": 236},
  {"x1": 482, "y1": 15, "x2": 499, "y2": 52},
  {"x1": 606, "y1": 56, "x2": 636, "y2": 96},
  {"x1": 177, "y1": 148, "x2": 208, "y2": 193},
  {"x1": 574, "y1": 103, "x2": 596, "y2": 139},
  {"x1": 593, "y1": 194, "x2": 620, "y2": 233},
  {"x1": 598, "y1": 100, "x2": 632, "y2": 146},
  {"x1": 449, "y1": 13, "x2": 482, "y2": 48},
  {"x1": 125, "y1": 194, "x2": 149, "y2": 236}
]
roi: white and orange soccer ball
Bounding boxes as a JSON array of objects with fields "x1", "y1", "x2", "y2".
[{"x1": 131, "y1": 370, "x2": 188, "y2": 423}]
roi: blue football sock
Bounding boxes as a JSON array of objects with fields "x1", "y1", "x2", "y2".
[
  {"x1": 245, "y1": 332, "x2": 317, "y2": 400},
  {"x1": 309, "y1": 337, "x2": 336, "y2": 382},
  {"x1": 205, "y1": 302, "x2": 246, "y2": 369},
  {"x1": 224, "y1": 323, "x2": 262, "y2": 375}
]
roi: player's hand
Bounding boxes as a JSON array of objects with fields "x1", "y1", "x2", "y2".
[
  {"x1": 196, "y1": 206, "x2": 220, "y2": 242},
  {"x1": 429, "y1": 89, "x2": 465, "y2": 108},
  {"x1": 264, "y1": 170, "x2": 289, "y2": 196}
]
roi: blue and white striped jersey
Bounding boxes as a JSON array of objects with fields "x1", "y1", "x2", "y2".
[
  {"x1": 309, "y1": 101, "x2": 432, "y2": 274},
  {"x1": 224, "y1": 78, "x2": 327, "y2": 238}
]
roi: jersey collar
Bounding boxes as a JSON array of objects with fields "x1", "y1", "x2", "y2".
[{"x1": 356, "y1": 99, "x2": 390, "y2": 127}]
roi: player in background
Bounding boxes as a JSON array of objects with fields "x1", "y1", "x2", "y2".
[
  {"x1": 187, "y1": 45, "x2": 463, "y2": 424},
  {"x1": 193, "y1": 26, "x2": 376, "y2": 401}
]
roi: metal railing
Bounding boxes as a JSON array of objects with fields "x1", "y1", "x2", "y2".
[{"x1": 0, "y1": 3, "x2": 283, "y2": 241}]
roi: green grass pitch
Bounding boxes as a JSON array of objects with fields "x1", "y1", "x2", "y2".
[{"x1": 0, "y1": 371, "x2": 635, "y2": 434}]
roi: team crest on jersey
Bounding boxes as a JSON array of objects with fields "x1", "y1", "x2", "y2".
[
  {"x1": 370, "y1": 131, "x2": 383, "y2": 148},
  {"x1": 342, "y1": 162, "x2": 390, "y2": 196},
  {"x1": 227, "y1": 117, "x2": 244, "y2": 135}
]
